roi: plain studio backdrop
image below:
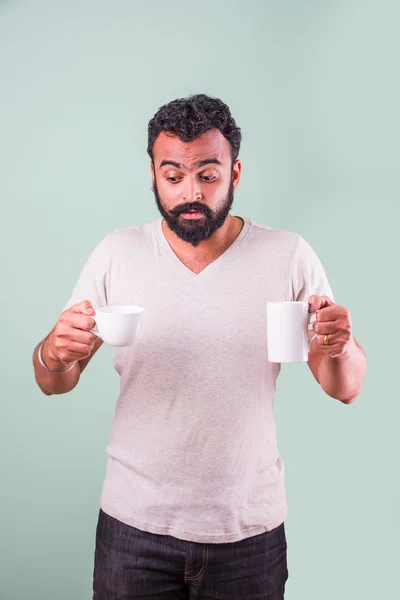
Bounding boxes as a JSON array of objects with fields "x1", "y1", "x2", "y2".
[{"x1": 0, "y1": 0, "x2": 398, "y2": 598}]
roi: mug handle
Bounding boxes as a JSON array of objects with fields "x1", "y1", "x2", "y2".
[
  {"x1": 307, "y1": 311, "x2": 318, "y2": 351},
  {"x1": 89, "y1": 312, "x2": 101, "y2": 337}
]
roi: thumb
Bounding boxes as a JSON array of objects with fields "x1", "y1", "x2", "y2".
[{"x1": 70, "y1": 300, "x2": 95, "y2": 315}]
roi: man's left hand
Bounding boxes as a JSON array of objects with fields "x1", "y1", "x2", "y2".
[{"x1": 308, "y1": 295, "x2": 353, "y2": 359}]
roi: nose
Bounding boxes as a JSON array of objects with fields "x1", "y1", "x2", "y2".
[{"x1": 181, "y1": 176, "x2": 202, "y2": 202}]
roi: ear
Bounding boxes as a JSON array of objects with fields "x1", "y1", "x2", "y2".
[
  {"x1": 232, "y1": 160, "x2": 242, "y2": 190},
  {"x1": 150, "y1": 161, "x2": 155, "y2": 190}
]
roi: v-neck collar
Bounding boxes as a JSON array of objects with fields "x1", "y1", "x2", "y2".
[{"x1": 156, "y1": 216, "x2": 251, "y2": 278}]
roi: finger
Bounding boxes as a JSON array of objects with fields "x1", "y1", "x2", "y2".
[
  {"x1": 69, "y1": 300, "x2": 95, "y2": 315},
  {"x1": 308, "y1": 295, "x2": 334, "y2": 313},
  {"x1": 315, "y1": 333, "x2": 341, "y2": 347},
  {"x1": 72, "y1": 314, "x2": 97, "y2": 332},
  {"x1": 316, "y1": 306, "x2": 340, "y2": 322},
  {"x1": 313, "y1": 320, "x2": 338, "y2": 335},
  {"x1": 60, "y1": 313, "x2": 96, "y2": 332},
  {"x1": 52, "y1": 340, "x2": 93, "y2": 362},
  {"x1": 59, "y1": 326, "x2": 97, "y2": 345},
  {"x1": 67, "y1": 340, "x2": 93, "y2": 356}
]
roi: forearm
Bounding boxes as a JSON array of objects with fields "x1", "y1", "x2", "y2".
[
  {"x1": 318, "y1": 337, "x2": 367, "y2": 403},
  {"x1": 33, "y1": 333, "x2": 80, "y2": 396}
]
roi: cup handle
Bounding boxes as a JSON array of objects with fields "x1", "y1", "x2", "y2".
[
  {"x1": 89, "y1": 313, "x2": 101, "y2": 337},
  {"x1": 307, "y1": 311, "x2": 318, "y2": 351}
]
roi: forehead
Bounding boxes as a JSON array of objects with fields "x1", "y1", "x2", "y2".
[{"x1": 153, "y1": 128, "x2": 230, "y2": 168}]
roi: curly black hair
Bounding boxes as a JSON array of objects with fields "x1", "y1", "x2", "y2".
[{"x1": 147, "y1": 93, "x2": 242, "y2": 164}]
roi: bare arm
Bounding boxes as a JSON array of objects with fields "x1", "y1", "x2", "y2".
[
  {"x1": 317, "y1": 337, "x2": 366, "y2": 403},
  {"x1": 307, "y1": 295, "x2": 367, "y2": 404},
  {"x1": 33, "y1": 301, "x2": 103, "y2": 396},
  {"x1": 33, "y1": 329, "x2": 78, "y2": 395}
]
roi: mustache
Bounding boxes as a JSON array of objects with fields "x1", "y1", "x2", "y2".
[{"x1": 169, "y1": 202, "x2": 213, "y2": 218}]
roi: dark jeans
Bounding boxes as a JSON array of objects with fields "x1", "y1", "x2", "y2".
[{"x1": 93, "y1": 509, "x2": 288, "y2": 599}]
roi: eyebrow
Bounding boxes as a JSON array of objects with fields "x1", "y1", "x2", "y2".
[{"x1": 159, "y1": 158, "x2": 223, "y2": 170}]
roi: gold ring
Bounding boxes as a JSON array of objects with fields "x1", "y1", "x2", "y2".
[{"x1": 323, "y1": 334, "x2": 329, "y2": 345}]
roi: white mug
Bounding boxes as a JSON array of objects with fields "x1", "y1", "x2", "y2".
[
  {"x1": 266, "y1": 301, "x2": 317, "y2": 363},
  {"x1": 90, "y1": 305, "x2": 145, "y2": 347}
]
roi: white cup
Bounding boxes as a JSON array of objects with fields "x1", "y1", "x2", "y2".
[
  {"x1": 90, "y1": 305, "x2": 145, "y2": 347},
  {"x1": 266, "y1": 301, "x2": 317, "y2": 363}
]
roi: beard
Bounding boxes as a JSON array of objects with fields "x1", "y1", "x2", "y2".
[{"x1": 153, "y1": 174, "x2": 235, "y2": 247}]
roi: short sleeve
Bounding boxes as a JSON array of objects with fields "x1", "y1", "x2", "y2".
[
  {"x1": 290, "y1": 235, "x2": 335, "y2": 303},
  {"x1": 61, "y1": 236, "x2": 111, "y2": 313}
]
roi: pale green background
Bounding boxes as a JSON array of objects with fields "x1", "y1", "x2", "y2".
[{"x1": 0, "y1": 0, "x2": 398, "y2": 598}]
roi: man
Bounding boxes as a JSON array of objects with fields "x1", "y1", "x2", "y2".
[{"x1": 33, "y1": 94, "x2": 367, "y2": 599}]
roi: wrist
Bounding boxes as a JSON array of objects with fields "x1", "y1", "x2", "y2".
[
  {"x1": 42, "y1": 338, "x2": 76, "y2": 372},
  {"x1": 327, "y1": 336, "x2": 357, "y2": 362}
]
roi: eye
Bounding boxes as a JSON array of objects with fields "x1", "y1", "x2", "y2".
[
  {"x1": 200, "y1": 175, "x2": 217, "y2": 182},
  {"x1": 166, "y1": 177, "x2": 181, "y2": 183}
]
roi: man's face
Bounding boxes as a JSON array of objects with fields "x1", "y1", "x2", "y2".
[{"x1": 151, "y1": 129, "x2": 241, "y2": 247}]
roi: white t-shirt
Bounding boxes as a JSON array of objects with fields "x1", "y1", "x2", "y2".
[{"x1": 62, "y1": 216, "x2": 334, "y2": 544}]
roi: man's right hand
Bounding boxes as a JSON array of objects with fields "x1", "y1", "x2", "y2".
[{"x1": 43, "y1": 300, "x2": 99, "y2": 367}]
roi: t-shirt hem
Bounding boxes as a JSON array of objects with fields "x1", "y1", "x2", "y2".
[{"x1": 99, "y1": 500, "x2": 288, "y2": 544}]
